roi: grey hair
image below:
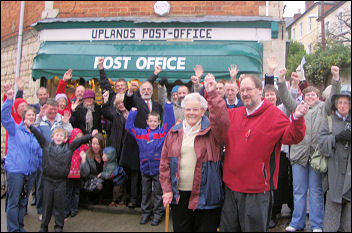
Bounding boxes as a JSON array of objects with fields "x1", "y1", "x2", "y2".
[
  {"x1": 181, "y1": 93, "x2": 208, "y2": 111},
  {"x1": 140, "y1": 81, "x2": 153, "y2": 92}
]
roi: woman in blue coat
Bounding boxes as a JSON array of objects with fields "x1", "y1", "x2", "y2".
[{"x1": 1, "y1": 87, "x2": 42, "y2": 232}]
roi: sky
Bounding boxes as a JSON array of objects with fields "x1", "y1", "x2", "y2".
[{"x1": 283, "y1": 1, "x2": 306, "y2": 17}]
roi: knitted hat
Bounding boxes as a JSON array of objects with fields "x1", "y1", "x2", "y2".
[
  {"x1": 82, "y1": 90, "x2": 95, "y2": 100},
  {"x1": 171, "y1": 85, "x2": 180, "y2": 94},
  {"x1": 55, "y1": 93, "x2": 68, "y2": 102}
]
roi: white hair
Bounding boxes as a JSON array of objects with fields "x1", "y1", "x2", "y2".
[{"x1": 181, "y1": 93, "x2": 208, "y2": 110}]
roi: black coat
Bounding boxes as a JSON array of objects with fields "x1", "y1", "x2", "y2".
[
  {"x1": 101, "y1": 102, "x2": 126, "y2": 163},
  {"x1": 30, "y1": 125, "x2": 92, "y2": 180},
  {"x1": 70, "y1": 102, "x2": 102, "y2": 134}
]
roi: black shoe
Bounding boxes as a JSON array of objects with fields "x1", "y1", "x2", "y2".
[
  {"x1": 64, "y1": 213, "x2": 70, "y2": 219},
  {"x1": 268, "y1": 218, "x2": 277, "y2": 229},
  {"x1": 31, "y1": 197, "x2": 36, "y2": 206},
  {"x1": 140, "y1": 215, "x2": 150, "y2": 225},
  {"x1": 151, "y1": 217, "x2": 162, "y2": 226},
  {"x1": 71, "y1": 212, "x2": 77, "y2": 217}
]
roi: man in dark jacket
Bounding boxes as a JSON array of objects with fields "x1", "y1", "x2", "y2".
[{"x1": 28, "y1": 122, "x2": 97, "y2": 232}]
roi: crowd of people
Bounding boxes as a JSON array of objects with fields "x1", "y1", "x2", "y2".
[{"x1": 1, "y1": 55, "x2": 350, "y2": 232}]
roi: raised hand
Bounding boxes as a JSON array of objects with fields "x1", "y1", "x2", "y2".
[
  {"x1": 267, "y1": 56, "x2": 278, "y2": 74},
  {"x1": 154, "y1": 65, "x2": 162, "y2": 76},
  {"x1": 71, "y1": 98, "x2": 82, "y2": 111},
  {"x1": 204, "y1": 73, "x2": 217, "y2": 93},
  {"x1": 38, "y1": 104, "x2": 48, "y2": 118},
  {"x1": 102, "y1": 90, "x2": 109, "y2": 104},
  {"x1": 62, "y1": 111, "x2": 71, "y2": 124},
  {"x1": 128, "y1": 81, "x2": 139, "y2": 94},
  {"x1": 331, "y1": 66, "x2": 339, "y2": 80},
  {"x1": 278, "y1": 67, "x2": 287, "y2": 82},
  {"x1": 15, "y1": 76, "x2": 24, "y2": 91},
  {"x1": 294, "y1": 101, "x2": 309, "y2": 118},
  {"x1": 24, "y1": 119, "x2": 33, "y2": 128},
  {"x1": 194, "y1": 65, "x2": 204, "y2": 79},
  {"x1": 5, "y1": 87, "x2": 15, "y2": 100},
  {"x1": 191, "y1": 75, "x2": 200, "y2": 85},
  {"x1": 91, "y1": 129, "x2": 98, "y2": 137},
  {"x1": 98, "y1": 57, "x2": 104, "y2": 70},
  {"x1": 228, "y1": 64, "x2": 239, "y2": 80},
  {"x1": 63, "y1": 69, "x2": 72, "y2": 82},
  {"x1": 3, "y1": 81, "x2": 12, "y2": 93},
  {"x1": 290, "y1": 72, "x2": 300, "y2": 89}
]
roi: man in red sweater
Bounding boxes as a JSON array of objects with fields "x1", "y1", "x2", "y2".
[{"x1": 219, "y1": 73, "x2": 309, "y2": 232}]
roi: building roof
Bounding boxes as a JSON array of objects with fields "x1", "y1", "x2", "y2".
[
  {"x1": 286, "y1": 1, "x2": 337, "y2": 28},
  {"x1": 317, "y1": 1, "x2": 347, "y2": 21},
  {"x1": 284, "y1": 17, "x2": 294, "y2": 28}
]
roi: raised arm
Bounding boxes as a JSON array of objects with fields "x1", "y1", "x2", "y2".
[
  {"x1": 1, "y1": 98, "x2": 17, "y2": 136},
  {"x1": 161, "y1": 102, "x2": 176, "y2": 134},
  {"x1": 29, "y1": 125, "x2": 49, "y2": 149},
  {"x1": 125, "y1": 108, "x2": 144, "y2": 140},
  {"x1": 69, "y1": 133, "x2": 93, "y2": 152},
  {"x1": 277, "y1": 68, "x2": 299, "y2": 115},
  {"x1": 323, "y1": 66, "x2": 341, "y2": 114}
]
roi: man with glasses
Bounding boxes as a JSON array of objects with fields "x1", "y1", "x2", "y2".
[{"x1": 219, "y1": 74, "x2": 309, "y2": 232}]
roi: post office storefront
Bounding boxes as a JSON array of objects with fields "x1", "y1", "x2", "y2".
[{"x1": 31, "y1": 16, "x2": 280, "y2": 102}]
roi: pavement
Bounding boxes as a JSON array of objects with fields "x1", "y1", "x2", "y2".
[{"x1": 1, "y1": 194, "x2": 313, "y2": 232}]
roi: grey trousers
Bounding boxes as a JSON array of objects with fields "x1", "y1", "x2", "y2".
[
  {"x1": 323, "y1": 194, "x2": 351, "y2": 232},
  {"x1": 141, "y1": 173, "x2": 164, "y2": 218},
  {"x1": 219, "y1": 186, "x2": 271, "y2": 232}
]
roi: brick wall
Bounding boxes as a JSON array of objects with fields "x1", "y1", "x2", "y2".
[{"x1": 2, "y1": 1, "x2": 268, "y2": 40}]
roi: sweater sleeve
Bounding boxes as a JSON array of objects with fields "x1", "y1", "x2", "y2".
[
  {"x1": 161, "y1": 102, "x2": 175, "y2": 134},
  {"x1": 56, "y1": 80, "x2": 67, "y2": 95},
  {"x1": 29, "y1": 125, "x2": 49, "y2": 149},
  {"x1": 280, "y1": 112, "x2": 306, "y2": 145},
  {"x1": 277, "y1": 80, "x2": 298, "y2": 115},
  {"x1": 125, "y1": 109, "x2": 144, "y2": 141},
  {"x1": 206, "y1": 88, "x2": 230, "y2": 146},
  {"x1": 1, "y1": 99, "x2": 17, "y2": 136},
  {"x1": 69, "y1": 134, "x2": 92, "y2": 152},
  {"x1": 323, "y1": 79, "x2": 341, "y2": 115}
]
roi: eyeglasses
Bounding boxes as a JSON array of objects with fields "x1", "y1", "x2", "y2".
[{"x1": 239, "y1": 87, "x2": 256, "y2": 94}]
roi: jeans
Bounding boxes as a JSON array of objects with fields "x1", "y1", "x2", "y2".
[
  {"x1": 36, "y1": 168, "x2": 43, "y2": 215},
  {"x1": 6, "y1": 172, "x2": 36, "y2": 232},
  {"x1": 290, "y1": 163, "x2": 324, "y2": 231}
]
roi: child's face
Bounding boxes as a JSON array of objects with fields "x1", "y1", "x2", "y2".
[
  {"x1": 102, "y1": 153, "x2": 108, "y2": 162},
  {"x1": 146, "y1": 115, "x2": 160, "y2": 130},
  {"x1": 52, "y1": 132, "x2": 67, "y2": 145}
]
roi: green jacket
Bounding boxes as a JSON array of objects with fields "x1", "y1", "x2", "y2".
[
  {"x1": 277, "y1": 79, "x2": 341, "y2": 167},
  {"x1": 100, "y1": 147, "x2": 117, "y2": 180}
]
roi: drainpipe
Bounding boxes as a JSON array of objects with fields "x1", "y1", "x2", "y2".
[{"x1": 14, "y1": 1, "x2": 25, "y2": 94}]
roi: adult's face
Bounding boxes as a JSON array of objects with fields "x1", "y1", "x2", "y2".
[
  {"x1": 225, "y1": 83, "x2": 238, "y2": 102},
  {"x1": 24, "y1": 109, "x2": 36, "y2": 125},
  {"x1": 46, "y1": 104, "x2": 58, "y2": 121},
  {"x1": 115, "y1": 81, "x2": 127, "y2": 94},
  {"x1": 83, "y1": 98, "x2": 94, "y2": 106},
  {"x1": 140, "y1": 82, "x2": 153, "y2": 100},
  {"x1": 336, "y1": 96, "x2": 350, "y2": 117},
  {"x1": 304, "y1": 91, "x2": 319, "y2": 107},
  {"x1": 172, "y1": 92, "x2": 178, "y2": 103},
  {"x1": 57, "y1": 98, "x2": 67, "y2": 111},
  {"x1": 37, "y1": 89, "x2": 49, "y2": 105},
  {"x1": 17, "y1": 102, "x2": 28, "y2": 116},
  {"x1": 184, "y1": 100, "x2": 205, "y2": 127},
  {"x1": 75, "y1": 86, "x2": 85, "y2": 100},
  {"x1": 91, "y1": 137, "x2": 101, "y2": 154},
  {"x1": 216, "y1": 83, "x2": 225, "y2": 98},
  {"x1": 264, "y1": 91, "x2": 277, "y2": 105},
  {"x1": 240, "y1": 78, "x2": 262, "y2": 111},
  {"x1": 177, "y1": 86, "x2": 189, "y2": 104},
  {"x1": 115, "y1": 101, "x2": 126, "y2": 112}
]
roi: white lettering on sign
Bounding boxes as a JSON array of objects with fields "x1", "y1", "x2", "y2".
[
  {"x1": 94, "y1": 56, "x2": 186, "y2": 70},
  {"x1": 38, "y1": 28, "x2": 272, "y2": 41}
]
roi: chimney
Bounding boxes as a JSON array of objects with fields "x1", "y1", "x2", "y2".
[
  {"x1": 294, "y1": 9, "x2": 302, "y2": 20},
  {"x1": 305, "y1": 1, "x2": 314, "y2": 11}
]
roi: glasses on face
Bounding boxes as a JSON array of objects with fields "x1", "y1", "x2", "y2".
[
  {"x1": 185, "y1": 108, "x2": 201, "y2": 113},
  {"x1": 337, "y1": 101, "x2": 350, "y2": 106},
  {"x1": 239, "y1": 87, "x2": 256, "y2": 94}
]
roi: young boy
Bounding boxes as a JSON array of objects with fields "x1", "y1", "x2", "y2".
[
  {"x1": 27, "y1": 122, "x2": 97, "y2": 232},
  {"x1": 97, "y1": 147, "x2": 128, "y2": 207},
  {"x1": 126, "y1": 102, "x2": 175, "y2": 226},
  {"x1": 65, "y1": 128, "x2": 89, "y2": 219}
]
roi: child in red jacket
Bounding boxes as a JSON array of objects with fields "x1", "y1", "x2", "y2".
[{"x1": 64, "y1": 128, "x2": 89, "y2": 219}]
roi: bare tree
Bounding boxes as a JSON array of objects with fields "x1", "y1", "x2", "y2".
[{"x1": 327, "y1": 9, "x2": 351, "y2": 43}]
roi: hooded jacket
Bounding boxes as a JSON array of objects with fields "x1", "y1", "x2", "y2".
[
  {"x1": 100, "y1": 147, "x2": 117, "y2": 180},
  {"x1": 1, "y1": 99, "x2": 41, "y2": 175},
  {"x1": 223, "y1": 98, "x2": 306, "y2": 194},
  {"x1": 68, "y1": 128, "x2": 89, "y2": 178}
]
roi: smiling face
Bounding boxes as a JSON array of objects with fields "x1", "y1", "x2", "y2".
[
  {"x1": 177, "y1": 86, "x2": 189, "y2": 104},
  {"x1": 264, "y1": 91, "x2": 277, "y2": 105},
  {"x1": 140, "y1": 82, "x2": 153, "y2": 100},
  {"x1": 75, "y1": 86, "x2": 85, "y2": 100},
  {"x1": 172, "y1": 92, "x2": 178, "y2": 103},
  {"x1": 225, "y1": 83, "x2": 238, "y2": 103},
  {"x1": 46, "y1": 104, "x2": 58, "y2": 121},
  {"x1": 57, "y1": 98, "x2": 67, "y2": 110},
  {"x1": 240, "y1": 77, "x2": 262, "y2": 112},
  {"x1": 303, "y1": 91, "x2": 319, "y2": 107},
  {"x1": 17, "y1": 102, "x2": 28, "y2": 116},
  {"x1": 52, "y1": 131, "x2": 67, "y2": 145},
  {"x1": 83, "y1": 97, "x2": 94, "y2": 106},
  {"x1": 37, "y1": 88, "x2": 49, "y2": 105},
  {"x1": 24, "y1": 109, "x2": 36, "y2": 125},
  {"x1": 146, "y1": 115, "x2": 160, "y2": 130},
  {"x1": 115, "y1": 81, "x2": 127, "y2": 94},
  {"x1": 91, "y1": 137, "x2": 101, "y2": 154},
  {"x1": 184, "y1": 100, "x2": 205, "y2": 127},
  {"x1": 336, "y1": 96, "x2": 350, "y2": 117}
]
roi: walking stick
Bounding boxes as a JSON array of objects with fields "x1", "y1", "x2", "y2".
[{"x1": 165, "y1": 204, "x2": 170, "y2": 232}]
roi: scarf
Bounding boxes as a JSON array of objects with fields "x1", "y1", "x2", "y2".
[{"x1": 84, "y1": 103, "x2": 95, "y2": 133}]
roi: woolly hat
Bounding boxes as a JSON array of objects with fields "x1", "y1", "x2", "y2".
[
  {"x1": 55, "y1": 93, "x2": 68, "y2": 102},
  {"x1": 82, "y1": 90, "x2": 95, "y2": 100},
  {"x1": 171, "y1": 85, "x2": 180, "y2": 94},
  {"x1": 331, "y1": 91, "x2": 351, "y2": 111}
]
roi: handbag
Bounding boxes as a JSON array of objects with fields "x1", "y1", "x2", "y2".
[{"x1": 309, "y1": 116, "x2": 332, "y2": 173}]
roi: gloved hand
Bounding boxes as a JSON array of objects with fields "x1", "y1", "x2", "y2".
[
  {"x1": 335, "y1": 129, "x2": 351, "y2": 142},
  {"x1": 159, "y1": 77, "x2": 168, "y2": 86}
]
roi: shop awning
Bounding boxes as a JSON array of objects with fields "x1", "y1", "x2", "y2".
[{"x1": 32, "y1": 41, "x2": 262, "y2": 82}]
